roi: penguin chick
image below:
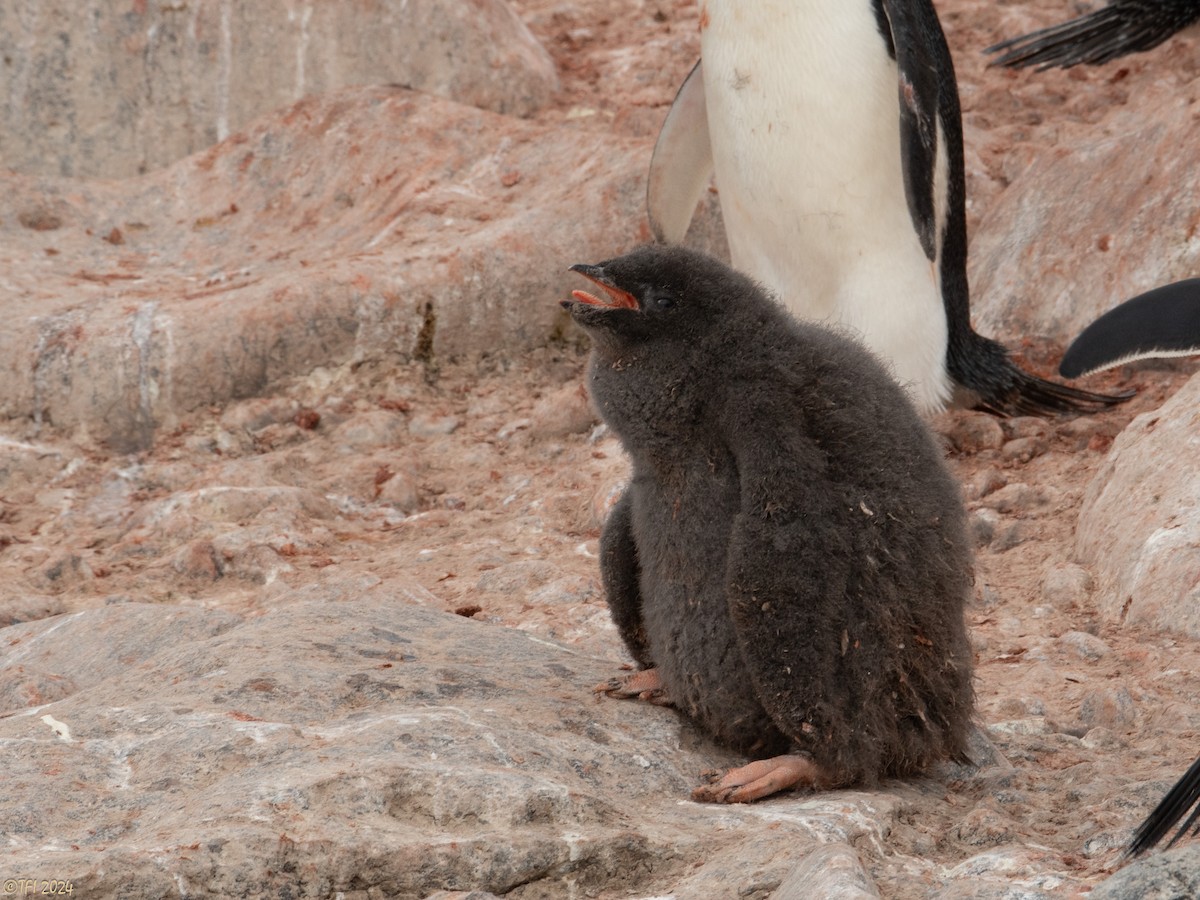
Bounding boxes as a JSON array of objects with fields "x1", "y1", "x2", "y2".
[
  {"x1": 988, "y1": 1, "x2": 1200, "y2": 70},
  {"x1": 563, "y1": 244, "x2": 975, "y2": 802},
  {"x1": 1129, "y1": 753, "x2": 1200, "y2": 856},
  {"x1": 1060, "y1": 279, "x2": 1200, "y2": 377}
]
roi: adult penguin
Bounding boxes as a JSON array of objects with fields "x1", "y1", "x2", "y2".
[
  {"x1": 988, "y1": 1, "x2": 1200, "y2": 70},
  {"x1": 648, "y1": 1, "x2": 1130, "y2": 416}
]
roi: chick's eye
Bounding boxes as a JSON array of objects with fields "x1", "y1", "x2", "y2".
[{"x1": 645, "y1": 289, "x2": 677, "y2": 311}]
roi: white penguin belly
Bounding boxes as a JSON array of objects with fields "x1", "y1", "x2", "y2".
[{"x1": 700, "y1": 1, "x2": 951, "y2": 411}]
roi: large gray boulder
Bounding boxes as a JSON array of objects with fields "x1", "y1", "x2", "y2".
[
  {"x1": 3, "y1": 592, "x2": 902, "y2": 898},
  {"x1": 0, "y1": 0, "x2": 558, "y2": 179},
  {"x1": 0, "y1": 85, "x2": 652, "y2": 453},
  {"x1": 968, "y1": 82, "x2": 1200, "y2": 345},
  {"x1": 1076, "y1": 373, "x2": 1200, "y2": 637}
]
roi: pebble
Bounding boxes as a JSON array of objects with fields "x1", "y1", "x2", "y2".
[
  {"x1": 377, "y1": 466, "x2": 420, "y2": 513},
  {"x1": 1040, "y1": 564, "x2": 1093, "y2": 609},
  {"x1": 1081, "y1": 727, "x2": 1126, "y2": 751},
  {"x1": 1001, "y1": 437, "x2": 1047, "y2": 464},
  {"x1": 993, "y1": 520, "x2": 1035, "y2": 552},
  {"x1": 969, "y1": 508, "x2": 1000, "y2": 548},
  {"x1": 1004, "y1": 417, "x2": 1051, "y2": 441},
  {"x1": 529, "y1": 382, "x2": 597, "y2": 437},
  {"x1": 1059, "y1": 630, "x2": 1111, "y2": 661},
  {"x1": 331, "y1": 410, "x2": 409, "y2": 449},
  {"x1": 1079, "y1": 686, "x2": 1137, "y2": 730},
  {"x1": 220, "y1": 397, "x2": 301, "y2": 434},
  {"x1": 1056, "y1": 416, "x2": 1106, "y2": 443},
  {"x1": 497, "y1": 418, "x2": 532, "y2": 441},
  {"x1": 963, "y1": 468, "x2": 1007, "y2": 502},
  {"x1": 979, "y1": 483, "x2": 1049, "y2": 515},
  {"x1": 408, "y1": 413, "x2": 461, "y2": 437},
  {"x1": 171, "y1": 539, "x2": 222, "y2": 581},
  {"x1": 946, "y1": 412, "x2": 1005, "y2": 453},
  {"x1": 475, "y1": 560, "x2": 562, "y2": 594}
]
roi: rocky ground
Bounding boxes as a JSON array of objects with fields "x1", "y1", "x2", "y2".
[{"x1": 3, "y1": 1, "x2": 1200, "y2": 898}]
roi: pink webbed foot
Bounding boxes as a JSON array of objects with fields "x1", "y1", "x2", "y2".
[
  {"x1": 593, "y1": 667, "x2": 672, "y2": 707},
  {"x1": 692, "y1": 754, "x2": 833, "y2": 803}
]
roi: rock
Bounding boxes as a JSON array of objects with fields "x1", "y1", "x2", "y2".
[
  {"x1": 964, "y1": 469, "x2": 1007, "y2": 503},
  {"x1": 771, "y1": 843, "x2": 880, "y2": 900},
  {"x1": 376, "y1": 464, "x2": 422, "y2": 514},
  {"x1": 1076, "y1": 373, "x2": 1200, "y2": 637},
  {"x1": 1091, "y1": 845, "x2": 1200, "y2": 900},
  {"x1": 330, "y1": 411, "x2": 410, "y2": 450},
  {"x1": 1041, "y1": 564, "x2": 1093, "y2": 610},
  {"x1": 1004, "y1": 418, "x2": 1051, "y2": 441},
  {"x1": 530, "y1": 381, "x2": 598, "y2": 438},
  {"x1": 1079, "y1": 686, "x2": 1137, "y2": 730},
  {"x1": 946, "y1": 412, "x2": 1006, "y2": 453},
  {"x1": 475, "y1": 559, "x2": 562, "y2": 594},
  {"x1": 1059, "y1": 631, "x2": 1110, "y2": 661},
  {"x1": 0, "y1": 86, "x2": 656, "y2": 452},
  {"x1": 948, "y1": 806, "x2": 1017, "y2": 848},
  {"x1": 220, "y1": 397, "x2": 303, "y2": 435},
  {"x1": 932, "y1": 846, "x2": 1087, "y2": 898},
  {"x1": 0, "y1": 437, "x2": 72, "y2": 491},
  {"x1": 969, "y1": 80, "x2": 1200, "y2": 344},
  {"x1": 1081, "y1": 727, "x2": 1126, "y2": 752},
  {"x1": 0, "y1": 0, "x2": 558, "y2": 179},
  {"x1": 980, "y1": 483, "x2": 1050, "y2": 515},
  {"x1": 1001, "y1": 437, "x2": 1047, "y2": 465},
  {"x1": 992, "y1": 520, "x2": 1036, "y2": 553},
  {"x1": 409, "y1": 414, "x2": 462, "y2": 437},
  {"x1": 0, "y1": 594, "x2": 911, "y2": 898},
  {"x1": 969, "y1": 509, "x2": 1001, "y2": 549},
  {"x1": 0, "y1": 594, "x2": 69, "y2": 628}
]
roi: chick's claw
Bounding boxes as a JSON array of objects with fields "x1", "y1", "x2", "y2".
[
  {"x1": 692, "y1": 754, "x2": 832, "y2": 804},
  {"x1": 592, "y1": 667, "x2": 672, "y2": 706}
]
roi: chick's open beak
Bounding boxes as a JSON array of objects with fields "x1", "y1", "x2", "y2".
[{"x1": 568, "y1": 264, "x2": 639, "y2": 309}]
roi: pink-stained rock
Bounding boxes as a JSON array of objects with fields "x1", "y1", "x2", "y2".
[
  {"x1": 0, "y1": 595, "x2": 891, "y2": 898},
  {"x1": 0, "y1": 86, "x2": 655, "y2": 452},
  {"x1": 968, "y1": 78, "x2": 1200, "y2": 346},
  {"x1": 0, "y1": 0, "x2": 559, "y2": 179},
  {"x1": 1076, "y1": 373, "x2": 1200, "y2": 637}
]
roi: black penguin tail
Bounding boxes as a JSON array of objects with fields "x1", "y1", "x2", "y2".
[
  {"x1": 948, "y1": 332, "x2": 1133, "y2": 417},
  {"x1": 985, "y1": 6, "x2": 1197, "y2": 70},
  {"x1": 1127, "y1": 755, "x2": 1200, "y2": 857}
]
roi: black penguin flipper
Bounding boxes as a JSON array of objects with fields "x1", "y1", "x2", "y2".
[
  {"x1": 1129, "y1": 754, "x2": 1200, "y2": 856},
  {"x1": 1060, "y1": 279, "x2": 1200, "y2": 378},
  {"x1": 879, "y1": 0, "x2": 942, "y2": 260},
  {"x1": 599, "y1": 487, "x2": 654, "y2": 668},
  {"x1": 986, "y1": 2, "x2": 1200, "y2": 70},
  {"x1": 721, "y1": 416, "x2": 861, "y2": 778},
  {"x1": 948, "y1": 331, "x2": 1134, "y2": 416}
]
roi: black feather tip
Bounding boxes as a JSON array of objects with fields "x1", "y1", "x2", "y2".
[
  {"x1": 1128, "y1": 754, "x2": 1200, "y2": 857},
  {"x1": 986, "y1": 2, "x2": 1200, "y2": 71}
]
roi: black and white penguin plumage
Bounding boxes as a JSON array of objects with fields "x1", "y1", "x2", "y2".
[
  {"x1": 1060, "y1": 280, "x2": 1200, "y2": 377},
  {"x1": 647, "y1": 0, "x2": 1130, "y2": 416},
  {"x1": 1129, "y1": 754, "x2": 1200, "y2": 856},
  {"x1": 563, "y1": 244, "x2": 975, "y2": 802},
  {"x1": 988, "y1": 1, "x2": 1200, "y2": 70}
]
